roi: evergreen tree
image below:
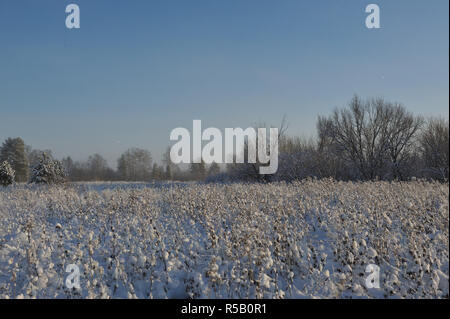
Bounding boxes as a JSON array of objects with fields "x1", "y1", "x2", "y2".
[
  {"x1": 30, "y1": 153, "x2": 66, "y2": 184},
  {"x1": 0, "y1": 161, "x2": 15, "y2": 186},
  {"x1": 0, "y1": 138, "x2": 29, "y2": 182}
]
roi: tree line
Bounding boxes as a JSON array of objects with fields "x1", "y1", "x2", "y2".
[
  {"x1": 0, "y1": 141, "x2": 223, "y2": 184},
  {"x1": 227, "y1": 95, "x2": 448, "y2": 182},
  {"x1": 1, "y1": 95, "x2": 448, "y2": 185}
]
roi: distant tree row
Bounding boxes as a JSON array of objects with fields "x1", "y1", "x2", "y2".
[
  {"x1": 59, "y1": 147, "x2": 220, "y2": 182},
  {"x1": 0, "y1": 139, "x2": 222, "y2": 185},
  {"x1": 1, "y1": 95, "x2": 448, "y2": 185}
]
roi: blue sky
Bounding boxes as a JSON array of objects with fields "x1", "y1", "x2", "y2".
[{"x1": 0, "y1": 0, "x2": 448, "y2": 166}]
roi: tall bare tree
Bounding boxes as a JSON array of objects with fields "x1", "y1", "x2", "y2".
[
  {"x1": 317, "y1": 96, "x2": 423, "y2": 180},
  {"x1": 384, "y1": 105, "x2": 423, "y2": 179},
  {"x1": 419, "y1": 117, "x2": 449, "y2": 180},
  {"x1": 87, "y1": 154, "x2": 110, "y2": 181},
  {"x1": 117, "y1": 148, "x2": 152, "y2": 181}
]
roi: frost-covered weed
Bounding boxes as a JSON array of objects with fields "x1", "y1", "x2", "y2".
[{"x1": 0, "y1": 180, "x2": 448, "y2": 299}]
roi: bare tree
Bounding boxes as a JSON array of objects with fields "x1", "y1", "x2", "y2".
[
  {"x1": 190, "y1": 159, "x2": 206, "y2": 181},
  {"x1": 275, "y1": 136, "x2": 322, "y2": 181},
  {"x1": 117, "y1": 148, "x2": 152, "y2": 181},
  {"x1": 317, "y1": 96, "x2": 423, "y2": 180},
  {"x1": 419, "y1": 117, "x2": 449, "y2": 180},
  {"x1": 382, "y1": 104, "x2": 424, "y2": 179},
  {"x1": 87, "y1": 154, "x2": 110, "y2": 181},
  {"x1": 162, "y1": 146, "x2": 181, "y2": 180}
]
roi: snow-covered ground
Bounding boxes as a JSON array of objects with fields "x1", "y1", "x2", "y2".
[{"x1": 0, "y1": 179, "x2": 448, "y2": 299}]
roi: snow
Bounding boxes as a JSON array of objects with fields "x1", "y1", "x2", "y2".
[{"x1": 0, "y1": 179, "x2": 448, "y2": 299}]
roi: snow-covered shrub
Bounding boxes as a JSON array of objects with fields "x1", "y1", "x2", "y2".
[
  {"x1": 0, "y1": 161, "x2": 15, "y2": 186},
  {"x1": 29, "y1": 153, "x2": 66, "y2": 184}
]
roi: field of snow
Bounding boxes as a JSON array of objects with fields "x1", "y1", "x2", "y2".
[{"x1": 0, "y1": 179, "x2": 448, "y2": 299}]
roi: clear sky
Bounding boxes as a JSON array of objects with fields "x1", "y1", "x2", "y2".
[{"x1": 0, "y1": 0, "x2": 448, "y2": 167}]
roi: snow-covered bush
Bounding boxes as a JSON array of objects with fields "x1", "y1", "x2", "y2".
[
  {"x1": 29, "y1": 153, "x2": 66, "y2": 184},
  {"x1": 0, "y1": 161, "x2": 15, "y2": 186}
]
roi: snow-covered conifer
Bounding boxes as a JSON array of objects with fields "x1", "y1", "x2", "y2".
[
  {"x1": 0, "y1": 161, "x2": 15, "y2": 186},
  {"x1": 30, "y1": 153, "x2": 66, "y2": 184}
]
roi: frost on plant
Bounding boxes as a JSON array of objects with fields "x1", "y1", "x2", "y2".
[
  {"x1": 29, "y1": 153, "x2": 67, "y2": 184},
  {"x1": 0, "y1": 180, "x2": 448, "y2": 299},
  {"x1": 0, "y1": 161, "x2": 15, "y2": 186}
]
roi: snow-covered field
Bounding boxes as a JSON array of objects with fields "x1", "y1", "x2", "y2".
[{"x1": 0, "y1": 180, "x2": 448, "y2": 299}]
